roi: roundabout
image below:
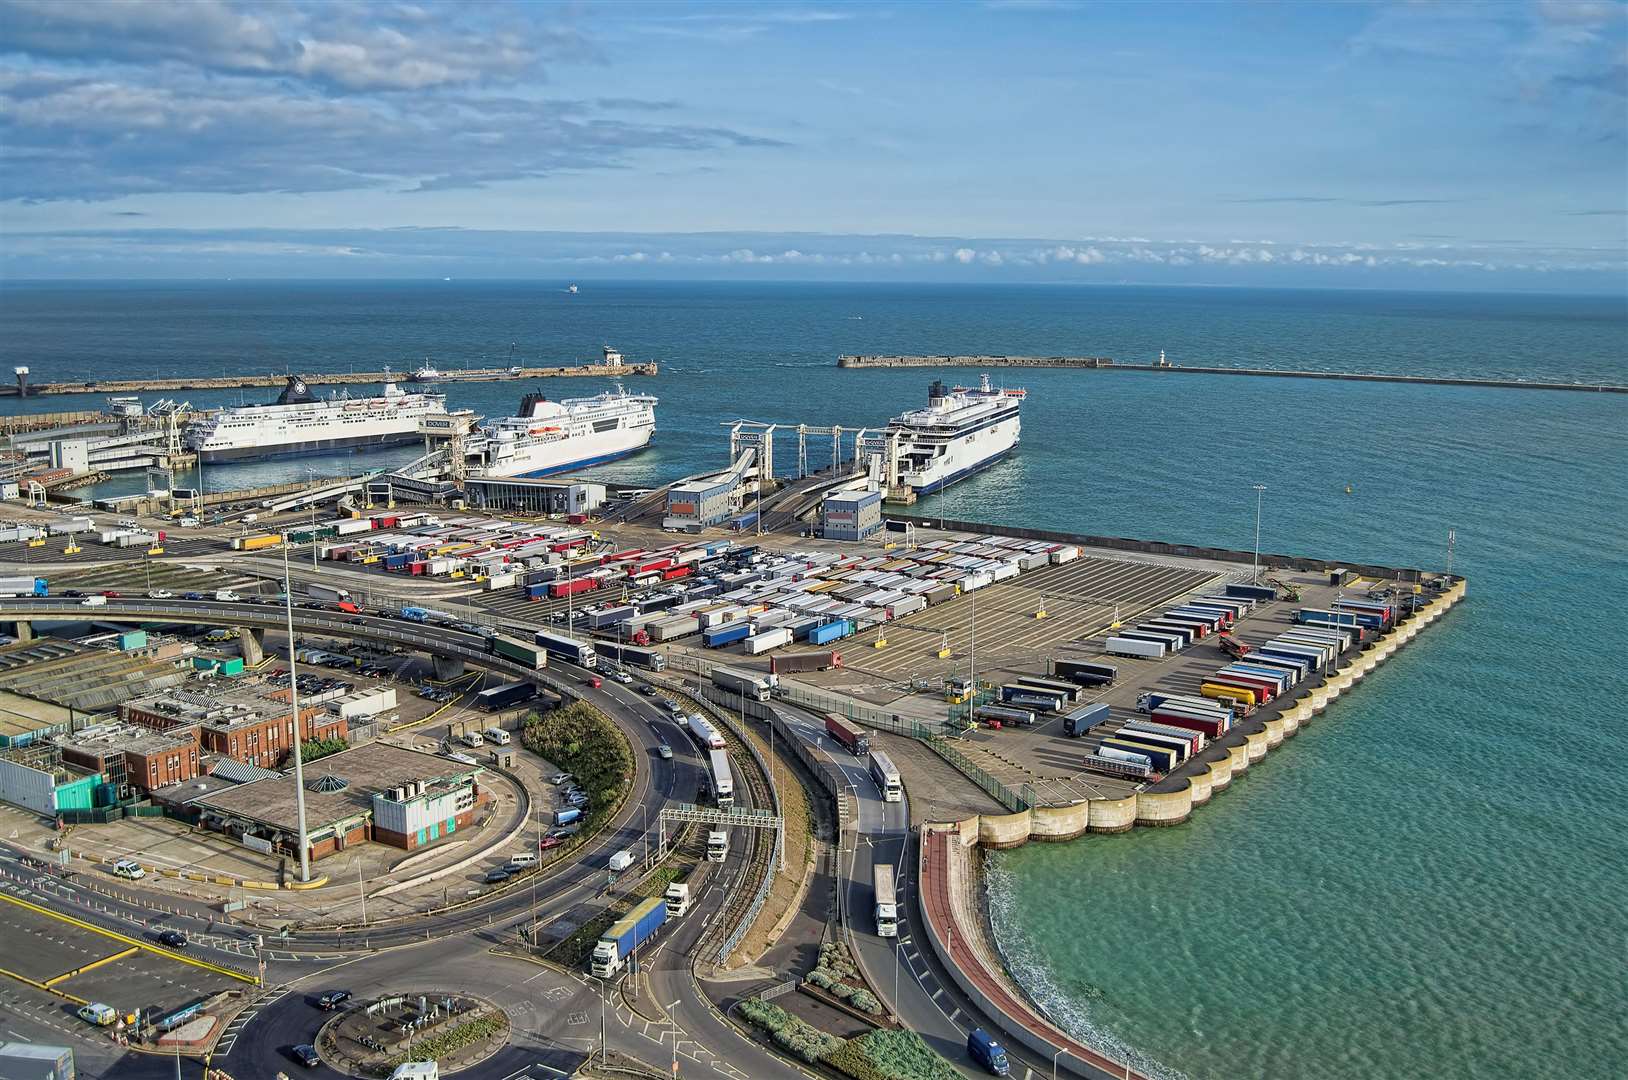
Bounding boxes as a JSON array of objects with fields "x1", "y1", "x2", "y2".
[{"x1": 316, "y1": 992, "x2": 510, "y2": 1078}]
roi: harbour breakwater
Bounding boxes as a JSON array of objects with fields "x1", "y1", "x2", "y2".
[
  {"x1": 4, "y1": 363, "x2": 659, "y2": 397},
  {"x1": 838, "y1": 354, "x2": 1628, "y2": 394},
  {"x1": 939, "y1": 576, "x2": 1467, "y2": 848}
]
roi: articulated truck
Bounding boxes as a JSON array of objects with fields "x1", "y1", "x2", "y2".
[
  {"x1": 590, "y1": 897, "x2": 667, "y2": 978},
  {"x1": 873, "y1": 863, "x2": 898, "y2": 937}
]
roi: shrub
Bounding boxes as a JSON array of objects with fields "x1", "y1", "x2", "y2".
[
  {"x1": 806, "y1": 970, "x2": 833, "y2": 990},
  {"x1": 828, "y1": 982, "x2": 855, "y2": 1001},
  {"x1": 828, "y1": 1030, "x2": 962, "y2": 1080},
  {"x1": 848, "y1": 989, "x2": 882, "y2": 1016},
  {"x1": 737, "y1": 997, "x2": 841, "y2": 1065},
  {"x1": 522, "y1": 702, "x2": 631, "y2": 829}
]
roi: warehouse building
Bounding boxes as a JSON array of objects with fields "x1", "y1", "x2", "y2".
[
  {"x1": 665, "y1": 477, "x2": 736, "y2": 529},
  {"x1": 122, "y1": 687, "x2": 346, "y2": 770},
  {"x1": 0, "y1": 690, "x2": 76, "y2": 749},
  {"x1": 189, "y1": 743, "x2": 488, "y2": 862},
  {"x1": 0, "y1": 745, "x2": 104, "y2": 816},
  {"x1": 465, "y1": 477, "x2": 606, "y2": 515},
  {"x1": 821, "y1": 488, "x2": 884, "y2": 542}
]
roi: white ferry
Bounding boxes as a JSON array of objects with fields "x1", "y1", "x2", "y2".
[
  {"x1": 476, "y1": 385, "x2": 657, "y2": 478},
  {"x1": 185, "y1": 376, "x2": 447, "y2": 463},
  {"x1": 886, "y1": 374, "x2": 1024, "y2": 492}
]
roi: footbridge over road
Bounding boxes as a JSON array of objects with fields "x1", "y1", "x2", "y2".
[{"x1": 0, "y1": 597, "x2": 562, "y2": 689}]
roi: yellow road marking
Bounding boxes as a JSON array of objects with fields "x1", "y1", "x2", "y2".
[
  {"x1": 0, "y1": 966, "x2": 89, "y2": 1005},
  {"x1": 43, "y1": 945, "x2": 139, "y2": 986},
  {"x1": 0, "y1": 892, "x2": 259, "y2": 985}
]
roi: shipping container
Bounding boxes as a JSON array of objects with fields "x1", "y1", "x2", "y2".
[
  {"x1": 998, "y1": 685, "x2": 1067, "y2": 712},
  {"x1": 711, "y1": 665, "x2": 775, "y2": 701},
  {"x1": 1201, "y1": 681, "x2": 1260, "y2": 707},
  {"x1": 1007, "y1": 675, "x2": 1083, "y2": 704},
  {"x1": 808, "y1": 619, "x2": 852, "y2": 646},
  {"x1": 974, "y1": 705, "x2": 1036, "y2": 727},
  {"x1": 824, "y1": 714, "x2": 871, "y2": 756},
  {"x1": 1136, "y1": 620, "x2": 1200, "y2": 646},
  {"x1": 1122, "y1": 721, "x2": 1203, "y2": 755},
  {"x1": 1148, "y1": 708, "x2": 1227, "y2": 739},
  {"x1": 490, "y1": 634, "x2": 548, "y2": 671},
  {"x1": 590, "y1": 897, "x2": 667, "y2": 977},
  {"x1": 1083, "y1": 751, "x2": 1153, "y2": 779},
  {"x1": 1118, "y1": 629, "x2": 1185, "y2": 652},
  {"x1": 1112, "y1": 727, "x2": 1191, "y2": 764}
]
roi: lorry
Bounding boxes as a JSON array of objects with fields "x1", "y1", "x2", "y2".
[
  {"x1": 307, "y1": 583, "x2": 351, "y2": 603},
  {"x1": 1062, "y1": 702, "x2": 1110, "y2": 737},
  {"x1": 769, "y1": 650, "x2": 842, "y2": 674},
  {"x1": 873, "y1": 863, "x2": 898, "y2": 937},
  {"x1": 0, "y1": 577, "x2": 47, "y2": 598},
  {"x1": 477, "y1": 681, "x2": 536, "y2": 712},
  {"x1": 967, "y1": 1029, "x2": 1011, "y2": 1076},
  {"x1": 533, "y1": 628, "x2": 598, "y2": 668},
  {"x1": 711, "y1": 665, "x2": 775, "y2": 702},
  {"x1": 1048, "y1": 657, "x2": 1116, "y2": 687},
  {"x1": 489, "y1": 634, "x2": 548, "y2": 670},
  {"x1": 553, "y1": 807, "x2": 581, "y2": 827},
  {"x1": 590, "y1": 896, "x2": 667, "y2": 977},
  {"x1": 664, "y1": 882, "x2": 692, "y2": 918},
  {"x1": 824, "y1": 713, "x2": 871, "y2": 756},
  {"x1": 706, "y1": 830, "x2": 729, "y2": 863},
  {"x1": 1105, "y1": 636, "x2": 1166, "y2": 659}
]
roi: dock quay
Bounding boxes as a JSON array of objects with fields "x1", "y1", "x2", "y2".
[
  {"x1": 838, "y1": 354, "x2": 1628, "y2": 393},
  {"x1": 4, "y1": 361, "x2": 658, "y2": 398}
]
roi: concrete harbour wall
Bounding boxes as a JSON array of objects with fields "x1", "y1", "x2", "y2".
[{"x1": 931, "y1": 578, "x2": 1466, "y2": 849}]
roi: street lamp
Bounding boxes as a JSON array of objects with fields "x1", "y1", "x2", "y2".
[
  {"x1": 1252, "y1": 484, "x2": 1267, "y2": 584},
  {"x1": 1053, "y1": 1046, "x2": 1064, "y2": 1080},
  {"x1": 281, "y1": 536, "x2": 312, "y2": 882}
]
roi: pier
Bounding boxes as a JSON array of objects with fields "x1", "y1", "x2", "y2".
[
  {"x1": 838, "y1": 354, "x2": 1628, "y2": 394},
  {"x1": 4, "y1": 361, "x2": 658, "y2": 398}
]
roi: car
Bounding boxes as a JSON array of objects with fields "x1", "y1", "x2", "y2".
[
  {"x1": 549, "y1": 773, "x2": 574, "y2": 786},
  {"x1": 183, "y1": 591, "x2": 204, "y2": 601},
  {"x1": 565, "y1": 793, "x2": 589, "y2": 809},
  {"x1": 637, "y1": 684, "x2": 659, "y2": 696},
  {"x1": 483, "y1": 866, "x2": 512, "y2": 883},
  {"x1": 289, "y1": 1044, "x2": 321, "y2": 1068},
  {"x1": 584, "y1": 675, "x2": 603, "y2": 688},
  {"x1": 316, "y1": 989, "x2": 352, "y2": 1010},
  {"x1": 111, "y1": 858, "x2": 145, "y2": 880},
  {"x1": 657, "y1": 744, "x2": 673, "y2": 760},
  {"x1": 156, "y1": 929, "x2": 188, "y2": 948},
  {"x1": 148, "y1": 590, "x2": 174, "y2": 599},
  {"x1": 547, "y1": 825, "x2": 580, "y2": 840},
  {"x1": 100, "y1": 590, "x2": 121, "y2": 598},
  {"x1": 62, "y1": 589, "x2": 83, "y2": 598},
  {"x1": 538, "y1": 836, "x2": 564, "y2": 851}
]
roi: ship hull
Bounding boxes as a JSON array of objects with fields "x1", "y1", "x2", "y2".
[
  {"x1": 481, "y1": 428, "x2": 654, "y2": 479},
  {"x1": 910, "y1": 440, "x2": 1018, "y2": 492},
  {"x1": 196, "y1": 430, "x2": 422, "y2": 463}
]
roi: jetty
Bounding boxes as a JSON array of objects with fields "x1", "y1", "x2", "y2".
[
  {"x1": 5, "y1": 361, "x2": 658, "y2": 398},
  {"x1": 838, "y1": 354, "x2": 1627, "y2": 394}
]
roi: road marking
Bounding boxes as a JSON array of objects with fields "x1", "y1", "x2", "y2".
[{"x1": 0, "y1": 892, "x2": 257, "y2": 985}]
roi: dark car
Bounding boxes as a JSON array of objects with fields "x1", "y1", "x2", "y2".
[
  {"x1": 637, "y1": 684, "x2": 659, "y2": 696},
  {"x1": 316, "y1": 989, "x2": 352, "y2": 1010},
  {"x1": 156, "y1": 929, "x2": 188, "y2": 948},
  {"x1": 289, "y1": 1044, "x2": 321, "y2": 1067},
  {"x1": 183, "y1": 591, "x2": 204, "y2": 600},
  {"x1": 483, "y1": 866, "x2": 512, "y2": 883},
  {"x1": 62, "y1": 589, "x2": 84, "y2": 598}
]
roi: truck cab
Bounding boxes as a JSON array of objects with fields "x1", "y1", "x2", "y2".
[
  {"x1": 664, "y1": 882, "x2": 691, "y2": 918},
  {"x1": 967, "y1": 1028, "x2": 1011, "y2": 1076},
  {"x1": 706, "y1": 830, "x2": 729, "y2": 863}
]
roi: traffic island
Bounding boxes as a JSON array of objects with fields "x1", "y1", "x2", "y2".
[{"x1": 315, "y1": 994, "x2": 510, "y2": 1078}]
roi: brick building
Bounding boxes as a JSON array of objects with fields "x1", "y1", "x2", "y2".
[
  {"x1": 55, "y1": 722, "x2": 200, "y2": 794},
  {"x1": 122, "y1": 688, "x2": 346, "y2": 770}
]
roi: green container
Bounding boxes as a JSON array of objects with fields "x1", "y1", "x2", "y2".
[
  {"x1": 118, "y1": 630, "x2": 148, "y2": 651},
  {"x1": 218, "y1": 657, "x2": 245, "y2": 677},
  {"x1": 191, "y1": 657, "x2": 219, "y2": 671}
]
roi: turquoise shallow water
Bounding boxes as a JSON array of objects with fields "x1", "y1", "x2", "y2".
[{"x1": 3, "y1": 281, "x2": 1626, "y2": 1078}]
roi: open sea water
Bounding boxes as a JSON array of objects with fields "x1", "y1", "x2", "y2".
[{"x1": 3, "y1": 281, "x2": 1625, "y2": 1078}]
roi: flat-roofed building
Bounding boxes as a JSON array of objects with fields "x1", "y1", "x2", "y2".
[{"x1": 122, "y1": 687, "x2": 345, "y2": 770}]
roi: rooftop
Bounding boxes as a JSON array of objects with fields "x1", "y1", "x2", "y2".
[
  {"x1": 56, "y1": 721, "x2": 197, "y2": 758},
  {"x1": 124, "y1": 686, "x2": 305, "y2": 732},
  {"x1": 190, "y1": 742, "x2": 483, "y2": 832}
]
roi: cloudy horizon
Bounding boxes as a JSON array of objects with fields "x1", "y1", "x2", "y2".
[{"x1": 1, "y1": 0, "x2": 1624, "y2": 291}]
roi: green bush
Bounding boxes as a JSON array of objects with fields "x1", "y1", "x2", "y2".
[
  {"x1": 828, "y1": 982, "x2": 855, "y2": 1001},
  {"x1": 737, "y1": 996, "x2": 792, "y2": 1033},
  {"x1": 522, "y1": 702, "x2": 631, "y2": 831},
  {"x1": 806, "y1": 970, "x2": 833, "y2": 990},
  {"x1": 848, "y1": 989, "x2": 882, "y2": 1016},
  {"x1": 825, "y1": 1029, "x2": 962, "y2": 1080},
  {"x1": 285, "y1": 736, "x2": 346, "y2": 767},
  {"x1": 736, "y1": 997, "x2": 841, "y2": 1064}
]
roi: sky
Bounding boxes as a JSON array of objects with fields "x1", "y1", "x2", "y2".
[{"x1": 0, "y1": 0, "x2": 1624, "y2": 291}]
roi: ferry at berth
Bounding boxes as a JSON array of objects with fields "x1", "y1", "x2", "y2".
[
  {"x1": 885, "y1": 375, "x2": 1023, "y2": 493},
  {"x1": 184, "y1": 376, "x2": 447, "y2": 462},
  {"x1": 474, "y1": 385, "x2": 657, "y2": 479}
]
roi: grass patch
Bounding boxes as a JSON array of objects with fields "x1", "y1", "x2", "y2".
[{"x1": 381, "y1": 1013, "x2": 509, "y2": 1075}]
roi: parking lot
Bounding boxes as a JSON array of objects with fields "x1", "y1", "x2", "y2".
[{"x1": 0, "y1": 890, "x2": 248, "y2": 1025}]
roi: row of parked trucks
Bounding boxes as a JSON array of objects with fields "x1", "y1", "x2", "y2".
[{"x1": 1104, "y1": 585, "x2": 1264, "y2": 660}]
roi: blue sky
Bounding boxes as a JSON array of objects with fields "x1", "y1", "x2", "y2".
[{"x1": 1, "y1": 0, "x2": 1624, "y2": 290}]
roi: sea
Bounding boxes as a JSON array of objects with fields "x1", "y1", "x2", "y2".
[{"x1": 3, "y1": 281, "x2": 1625, "y2": 1079}]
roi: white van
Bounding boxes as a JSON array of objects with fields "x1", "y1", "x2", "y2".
[
  {"x1": 390, "y1": 1064, "x2": 438, "y2": 1080},
  {"x1": 482, "y1": 728, "x2": 511, "y2": 746},
  {"x1": 506, "y1": 852, "x2": 538, "y2": 870},
  {"x1": 111, "y1": 858, "x2": 145, "y2": 880},
  {"x1": 607, "y1": 850, "x2": 634, "y2": 873},
  {"x1": 242, "y1": 513, "x2": 258, "y2": 523},
  {"x1": 460, "y1": 731, "x2": 485, "y2": 748}
]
